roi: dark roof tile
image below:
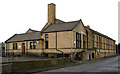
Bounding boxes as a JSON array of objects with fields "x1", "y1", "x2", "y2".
[
  {"x1": 85, "y1": 26, "x2": 115, "y2": 41},
  {"x1": 6, "y1": 32, "x2": 41, "y2": 42},
  {"x1": 42, "y1": 20, "x2": 80, "y2": 33}
]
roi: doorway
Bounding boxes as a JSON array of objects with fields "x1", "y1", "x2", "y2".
[
  {"x1": 92, "y1": 53, "x2": 94, "y2": 58},
  {"x1": 75, "y1": 52, "x2": 82, "y2": 60},
  {"x1": 45, "y1": 34, "x2": 48, "y2": 49},
  {"x1": 22, "y1": 43, "x2": 25, "y2": 54},
  {"x1": 88, "y1": 54, "x2": 91, "y2": 60},
  {"x1": 45, "y1": 41, "x2": 48, "y2": 49}
]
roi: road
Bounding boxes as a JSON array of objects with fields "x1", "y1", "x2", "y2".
[{"x1": 43, "y1": 56, "x2": 119, "y2": 73}]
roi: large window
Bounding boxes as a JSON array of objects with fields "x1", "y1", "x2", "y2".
[
  {"x1": 76, "y1": 32, "x2": 78, "y2": 48},
  {"x1": 83, "y1": 35, "x2": 86, "y2": 49},
  {"x1": 45, "y1": 34, "x2": 48, "y2": 49},
  {"x1": 76, "y1": 32, "x2": 81, "y2": 48},
  {"x1": 94, "y1": 35, "x2": 96, "y2": 48},
  {"x1": 94, "y1": 35, "x2": 98, "y2": 48},
  {"x1": 97, "y1": 36, "x2": 99, "y2": 48},
  {"x1": 99, "y1": 36, "x2": 102, "y2": 49}
]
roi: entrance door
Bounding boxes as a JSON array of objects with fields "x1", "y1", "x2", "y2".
[
  {"x1": 88, "y1": 54, "x2": 91, "y2": 60},
  {"x1": 45, "y1": 41, "x2": 48, "y2": 49},
  {"x1": 22, "y1": 43, "x2": 25, "y2": 54}
]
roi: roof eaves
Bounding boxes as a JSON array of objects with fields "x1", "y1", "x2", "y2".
[
  {"x1": 7, "y1": 39, "x2": 43, "y2": 43},
  {"x1": 42, "y1": 29, "x2": 72, "y2": 33}
]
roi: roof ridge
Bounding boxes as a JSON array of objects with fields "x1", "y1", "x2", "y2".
[
  {"x1": 28, "y1": 28, "x2": 39, "y2": 32},
  {"x1": 6, "y1": 31, "x2": 42, "y2": 43},
  {"x1": 51, "y1": 20, "x2": 80, "y2": 25},
  {"x1": 64, "y1": 20, "x2": 80, "y2": 23},
  {"x1": 16, "y1": 31, "x2": 41, "y2": 35},
  {"x1": 85, "y1": 26, "x2": 115, "y2": 41}
]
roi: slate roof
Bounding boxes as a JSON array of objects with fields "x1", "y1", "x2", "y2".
[
  {"x1": 42, "y1": 20, "x2": 80, "y2": 33},
  {"x1": 85, "y1": 26, "x2": 115, "y2": 41},
  {"x1": 6, "y1": 32, "x2": 42, "y2": 43}
]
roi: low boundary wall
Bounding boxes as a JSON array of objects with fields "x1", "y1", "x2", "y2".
[{"x1": 2, "y1": 57, "x2": 71, "y2": 73}]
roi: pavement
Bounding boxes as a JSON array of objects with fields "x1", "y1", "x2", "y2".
[
  {"x1": 40, "y1": 56, "x2": 119, "y2": 74},
  {"x1": 2, "y1": 56, "x2": 119, "y2": 74}
]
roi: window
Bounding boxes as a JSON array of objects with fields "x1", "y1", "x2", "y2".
[
  {"x1": 76, "y1": 32, "x2": 78, "y2": 48},
  {"x1": 78, "y1": 33, "x2": 79, "y2": 48},
  {"x1": 45, "y1": 34, "x2": 48, "y2": 41},
  {"x1": 103, "y1": 37, "x2": 105, "y2": 49},
  {"x1": 13, "y1": 43, "x2": 17, "y2": 49},
  {"x1": 30, "y1": 42, "x2": 37, "y2": 49},
  {"x1": 45, "y1": 34, "x2": 48, "y2": 49},
  {"x1": 83, "y1": 35, "x2": 86, "y2": 49},
  {"x1": 76, "y1": 32, "x2": 81, "y2": 48},
  {"x1": 92, "y1": 53, "x2": 94, "y2": 58},
  {"x1": 13, "y1": 43, "x2": 15, "y2": 49},
  {"x1": 104, "y1": 43, "x2": 105, "y2": 49},
  {"x1": 97, "y1": 36, "x2": 99, "y2": 48},
  {"x1": 16, "y1": 43, "x2": 17, "y2": 49},
  {"x1": 79, "y1": 34, "x2": 81, "y2": 48},
  {"x1": 94, "y1": 35, "x2": 96, "y2": 48},
  {"x1": 30, "y1": 42, "x2": 32, "y2": 49},
  {"x1": 99, "y1": 36, "x2": 100, "y2": 49},
  {"x1": 33, "y1": 42, "x2": 36, "y2": 49},
  {"x1": 99, "y1": 36, "x2": 102, "y2": 49}
]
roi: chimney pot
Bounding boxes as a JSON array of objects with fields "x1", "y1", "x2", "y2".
[{"x1": 87, "y1": 25, "x2": 90, "y2": 28}]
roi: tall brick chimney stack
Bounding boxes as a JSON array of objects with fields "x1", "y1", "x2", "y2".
[
  {"x1": 41, "y1": 3, "x2": 56, "y2": 31},
  {"x1": 48, "y1": 3, "x2": 56, "y2": 24}
]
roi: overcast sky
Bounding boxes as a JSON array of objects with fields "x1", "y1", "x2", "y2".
[{"x1": 0, "y1": 0, "x2": 119, "y2": 44}]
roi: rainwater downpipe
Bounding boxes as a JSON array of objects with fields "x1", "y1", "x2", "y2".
[{"x1": 56, "y1": 32, "x2": 63, "y2": 57}]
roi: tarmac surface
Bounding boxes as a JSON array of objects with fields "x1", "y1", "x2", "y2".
[
  {"x1": 1, "y1": 56, "x2": 120, "y2": 74},
  {"x1": 41, "y1": 56, "x2": 119, "y2": 74}
]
